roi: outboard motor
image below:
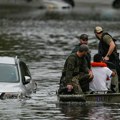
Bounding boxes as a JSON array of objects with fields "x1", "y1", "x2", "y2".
[
  {"x1": 63, "y1": 0, "x2": 75, "y2": 7},
  {"x1": 112, "y1": 0, "x2": 120, "y2": 9}
]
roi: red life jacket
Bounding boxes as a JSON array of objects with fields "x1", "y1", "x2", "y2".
[{"x1": 91, "y1": 62, "x2": 107, "y2": 67}]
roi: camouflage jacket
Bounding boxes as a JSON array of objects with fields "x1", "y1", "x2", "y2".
[{"x1": 62, "y1": 53, "x2": 89, "y2": 85}]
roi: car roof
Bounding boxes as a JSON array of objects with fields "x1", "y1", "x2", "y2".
[{"x1": 0, "y1": 56, "x2": 17, "y2": 65}]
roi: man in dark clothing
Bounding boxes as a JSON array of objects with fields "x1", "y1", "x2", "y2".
[
  {"x1": 94, "y1": 26, "x2": 120, "y2": 88},
  {"x1": 59, "y1": 44, "x2": 93, "y2": 94},
  {"x1": 72, "y1": 34, "x2": 91, "y2": 69}
]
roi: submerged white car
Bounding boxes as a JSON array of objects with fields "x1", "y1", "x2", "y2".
[
  {"x1": 43, "y1": 0, "x2": 73, "y2": 12},
  {"x1": 0, "y1": 56, "x2": 37, "y2": 99}
]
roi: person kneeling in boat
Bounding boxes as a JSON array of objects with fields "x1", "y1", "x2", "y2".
[
  {"x1": 58, "y1": 44, "x2": 94, "y2": 95},
  {"x1": 89, "y1": 53, "x2": 116, "y2": 93}
]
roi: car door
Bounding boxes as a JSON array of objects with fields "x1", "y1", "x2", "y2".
[{"x1": 19, "y1": 61, "x2": 34, "y2": 94}]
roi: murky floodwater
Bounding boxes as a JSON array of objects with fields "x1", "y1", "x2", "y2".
[{"x1": 0, "y1": 10, "x2": 120, "y2": 120}]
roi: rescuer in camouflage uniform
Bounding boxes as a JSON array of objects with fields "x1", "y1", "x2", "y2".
[
  {"x1": 59, "y1": 44, "x2": 93, "y2": 94},
  {"x1": 72, "y1": 34, "x2": 91, "y2": 69}
]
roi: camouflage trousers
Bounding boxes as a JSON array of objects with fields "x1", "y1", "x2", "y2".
[
  {"x1": 71, "y1": 73, "x2": 92, "y2": 94},
  {"x1": 111, "y1": 69, "x2": 119, "y2": 93}
]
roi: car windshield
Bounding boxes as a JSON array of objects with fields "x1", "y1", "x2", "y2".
[{"x1": 0, "y1": 64, "x2": 19, "y2": 82}]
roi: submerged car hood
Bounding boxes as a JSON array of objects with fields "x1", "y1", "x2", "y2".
[{"x1": 0, "y1": 83, "x2": 23, "y2": 93}]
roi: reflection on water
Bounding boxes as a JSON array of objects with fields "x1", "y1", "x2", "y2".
[
  {"x1": 57, "y1": 102, "x2": 120, "y2": 120},
  {"x1": 0, "y1": 18, "x2": 120, "y2": 119}
]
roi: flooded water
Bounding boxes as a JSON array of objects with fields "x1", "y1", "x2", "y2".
[{"x1": 1, "y1": 7, "x2": 120, "y2": 120}]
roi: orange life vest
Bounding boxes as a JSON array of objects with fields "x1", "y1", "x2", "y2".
[{"x1": 91, "y1": 62, "x2": 107, "y2": 67}]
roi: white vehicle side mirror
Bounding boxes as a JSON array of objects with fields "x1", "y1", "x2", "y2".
[{"x1": 24, "y1": 76, "x2": 31, "y2": 83}]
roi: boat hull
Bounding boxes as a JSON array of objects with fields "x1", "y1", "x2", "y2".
[{"x1": 58, "y1": 93, "x2": 120, "y2": 103}]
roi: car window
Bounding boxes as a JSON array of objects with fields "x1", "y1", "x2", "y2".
[{"x1": 0, "y1": 64, "x2": 19, "y2": 82}]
